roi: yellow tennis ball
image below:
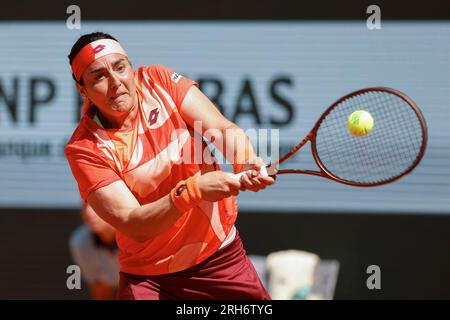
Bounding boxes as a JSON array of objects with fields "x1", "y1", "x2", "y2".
[{"x1": 347, "y1": 110, "x2": 374, "y2": 137}]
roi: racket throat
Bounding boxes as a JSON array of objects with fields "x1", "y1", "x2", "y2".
[{"x1": 277, "y1": 169, "x2": 323, "y2": 177}]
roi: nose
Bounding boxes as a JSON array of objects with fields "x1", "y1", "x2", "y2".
[{"x1": 109, "y1": 72, "x2": 121, "y2": 90}]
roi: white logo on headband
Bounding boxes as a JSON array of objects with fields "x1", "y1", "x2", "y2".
[
  {"x1": 171, "y1": 72, "x2": 183, "y2": 83},
  {"x1": 92, "y1": 44, "x2": 106, "y2": 55}
]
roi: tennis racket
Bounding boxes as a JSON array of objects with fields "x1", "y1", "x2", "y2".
[{"x1": 232, "y1": 87, "x2": 427, "y2": 187}]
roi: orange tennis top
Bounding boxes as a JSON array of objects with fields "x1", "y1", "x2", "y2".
[{"x1": 65, "y1": 64, "x2": 238, "y2": 275}]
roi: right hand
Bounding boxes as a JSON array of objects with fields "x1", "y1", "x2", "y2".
[
  {"x1": 235, "y1": 157, "x2": 276, "y2": 192},
  {"x1": 197, "y1": 171, "x2": 241, "y2": 202}
]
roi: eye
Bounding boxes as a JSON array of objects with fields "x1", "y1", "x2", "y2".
[
  {"x1": 117, "y1": 64, "x2": 125, "y2": 72},
  {"x1": 95, "y1": 74, "x2": 104, "y2": 81}
]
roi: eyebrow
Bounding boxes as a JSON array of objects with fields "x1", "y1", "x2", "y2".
[{"x1": 89, "y1": 58, "x2": 127, "y2": 74}]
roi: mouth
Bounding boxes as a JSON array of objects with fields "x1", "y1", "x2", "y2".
[{"x1": 110, "y1": 92, "x2": 126, "y2": 100}]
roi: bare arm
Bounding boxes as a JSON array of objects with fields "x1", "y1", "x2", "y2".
[
  {"x1": 180, "y1": 86, "x2": 256, "y2": 165},
  {"x1": 87, "y1": 180, "x2": 181, "y2": 243},
  {"x1": 87, "y1": 173, "x2": 241, "y2": 243},
  {"x1": 180, "y1": 86, "x2": 275, "y2": 190}
]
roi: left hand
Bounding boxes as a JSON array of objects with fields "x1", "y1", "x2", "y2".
[{"x1": 238, "y1": 157, "x2": 276, "y2": 192}]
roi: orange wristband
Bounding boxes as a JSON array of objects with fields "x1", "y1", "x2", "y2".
[{"x1": 170, "y1": 176, "x2": 202, "y2": 213}]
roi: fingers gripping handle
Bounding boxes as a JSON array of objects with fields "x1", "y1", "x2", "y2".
[{"x1": 231, "y1": 164, "x2": 277, "y2": 180}]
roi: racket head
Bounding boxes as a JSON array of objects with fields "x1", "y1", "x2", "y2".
[{"x1": 308, "y1": 87, "x2": 427, "y2": 187}]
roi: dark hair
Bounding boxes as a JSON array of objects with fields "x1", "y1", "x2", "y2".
[{"x1": 68, "y1": 32, "x2": 118, "y2": 84}]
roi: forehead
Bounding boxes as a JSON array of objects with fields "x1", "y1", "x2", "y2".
[{"x1": 85, "y1": 53, "x2": 127, "y2": 72}]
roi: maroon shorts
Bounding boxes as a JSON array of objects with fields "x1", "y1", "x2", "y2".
[{"x1": 118, "y1": 231, "x2": 271, "y2": 300}]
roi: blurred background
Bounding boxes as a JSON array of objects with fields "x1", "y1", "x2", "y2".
[{"x1": 1, "y1": 0, "x2": 450, "y2": 299}]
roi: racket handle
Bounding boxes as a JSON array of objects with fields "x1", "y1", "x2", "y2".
[{"x1": 231, "y1": 165, "x2": 269, "y2": 180}]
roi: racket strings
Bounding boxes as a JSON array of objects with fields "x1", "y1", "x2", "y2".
[
  {"x1": 324, "y1": 93, "x2": 420, "y2": 180},
  {"x1": 324, "y1": 94, "x2": 417, "y2": 179},
  {"x1": 315, "y1": 90, "x2": 424, "y2": 184}
]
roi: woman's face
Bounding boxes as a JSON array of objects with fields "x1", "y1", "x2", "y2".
[{"x1": 78, "y1": 53, "x2": 137, "y2": 118}]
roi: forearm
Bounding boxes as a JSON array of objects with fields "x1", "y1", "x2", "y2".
[
  {"x1": 124, "y1": 194, "x2": 182, "y2": 242},
  {"x1": 219, "y1": 124, "x2": 257, "y2": 171}
]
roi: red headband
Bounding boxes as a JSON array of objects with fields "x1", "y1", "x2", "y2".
[{"x1": 71, "y1": 39, "x2": 128, "y2": 82}]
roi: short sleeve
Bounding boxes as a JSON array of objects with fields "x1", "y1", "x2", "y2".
[
  {"x1": 65, "y1": 146, "x2": 121, "y2": 201},
  {"x1": 146, "y1": 64, "x2": 198, "y2": 108}
]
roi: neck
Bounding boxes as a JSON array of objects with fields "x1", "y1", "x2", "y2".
[{"x1": 99, "y1": 105, "x2": 137, "y2": 130}]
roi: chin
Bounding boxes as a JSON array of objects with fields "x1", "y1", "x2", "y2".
[{"x1": 111, "y1": 100, "x2": 133, "y2": 113}]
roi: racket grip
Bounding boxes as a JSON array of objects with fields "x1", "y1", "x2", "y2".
[{"x1": 231, "y1": 166, "x2": 269, "y2": 180}]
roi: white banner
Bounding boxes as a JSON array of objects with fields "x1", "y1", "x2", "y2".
[{"x1": 0, "y1": 22, "x2": 449, "y2": 213}]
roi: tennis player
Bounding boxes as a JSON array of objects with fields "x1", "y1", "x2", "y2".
[{"x1": 65, "y1": 32, "x2": 274, "y2": 299}]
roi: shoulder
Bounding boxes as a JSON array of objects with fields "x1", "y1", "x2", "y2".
[
  {"x1": 64, "y1": 118, "x2": 106, "y2": 164},
  {"x1": 65, "y1": 122, "x2": 93, "y2": 155},
  {"x1": 135, "y1": 64, "x2": 178, "y2": 83},
  {"x1": 138, "y1": 64, "x2": 172, "y2": 74}
]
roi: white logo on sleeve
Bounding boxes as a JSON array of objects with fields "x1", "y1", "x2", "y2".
[{"x1": 171, "y1": 72, "x2": 183, "y2": 83}]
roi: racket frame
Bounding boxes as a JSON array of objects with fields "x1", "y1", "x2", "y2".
[{"x1": 274, "y1": 87, "x2": 428, "y2": 187}]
